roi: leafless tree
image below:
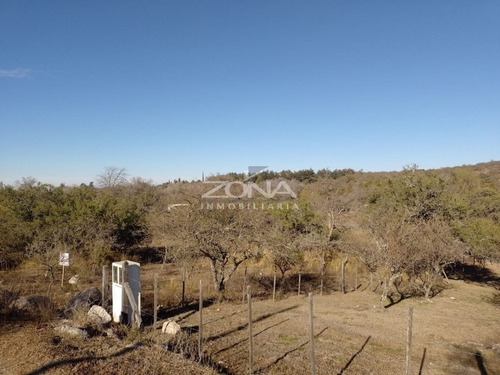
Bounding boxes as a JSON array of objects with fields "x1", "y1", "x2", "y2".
[
  {"x1": 148, "y1": 182, "x2": 272, "y2": 299},
  {"x1": 190, "y1": 207, "x2": 270, "y2": 298},
  {"x1": 305, "y1": 176, "x2": 361, "y2": 293},
  {"x1": 96, "y1": 167, "x2": 128, "y2": 188}
]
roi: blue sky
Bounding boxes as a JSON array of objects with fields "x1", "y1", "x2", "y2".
[{"x1": 1, "y1": 1, "x2": 499, "y2": 185}]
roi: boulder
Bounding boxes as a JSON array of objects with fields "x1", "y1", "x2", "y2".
[
  {"x1": 9, "y1": 295, "x2": 51, "y2": 314},
  {"x1": 54, "y1": 324, "x2": 88, "y2": 338},
  {"x1": 68, "y1": 275, "x2": 79, "y2": 285},
  {"x1": 88, "y1": 305, "x2": 112, "y2": 325},
  {"x1": 162, "y1": 320, "x2": 181, "y2": 335},
  {"x1": 67, "y1": 287, "x2": 101, "y2": 311}
]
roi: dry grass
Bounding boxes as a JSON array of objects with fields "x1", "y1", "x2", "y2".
[
  {"x1": 1, "y1": 261, "x2": 499, "y2": 374},
  {"x1": 171, "y1": 277, "x2": 499, "y2": 375},
  {"x1": 0, "y1": 323, "x2": 218, "y2": 375}
]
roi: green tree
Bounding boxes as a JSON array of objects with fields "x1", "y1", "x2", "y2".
[
  {"x1": 445, "y1": 168, "x2": 500, "y2": 262},
  {"x1": 361, "y1": 166, "x2": 462, "y2": 304}
]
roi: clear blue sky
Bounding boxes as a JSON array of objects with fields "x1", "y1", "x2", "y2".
[{"x1": 1, "y1": 1, "x2": 499, "y2": 185}]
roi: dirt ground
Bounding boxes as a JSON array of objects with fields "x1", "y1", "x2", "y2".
[
  {"x1": 1, "y1": 262, "x2": 499, "y2": 375},
  {"x1": 172, "y1": 277, "x2": 500, "y2": 375}
]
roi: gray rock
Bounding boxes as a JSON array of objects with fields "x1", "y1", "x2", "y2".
[
  {"x1": 9, "y1": 295, "x2": 51, "y2": 314},
  {"x1": 54, "y1": 324, "x2": 88, "y2": 338},
  {"x1": 88, "y1": 305, "x2": 112, "y2": 325},
  {"x1": 68, "y1": 275, "x2": 79, "y2": 285},
  {"x1": 162, "y1": 320, "x2": 181, "y2": 335},
  {"x1": 67, "y1": 287, "x2": 101, "y2": 311}
]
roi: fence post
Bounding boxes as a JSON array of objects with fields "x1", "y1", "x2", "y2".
[
  {"x1": 153, "y1": 273, "x2": 158, "y2": 330},
  {"x1": 102, "y1": 265, "x2": 108, "y2": 309},
  {"x1": 298, "y1": 272, "x2": 302, "y2": 296},
  {"x1": 272, "y1": 273, "x2": 277, "y2": 302},
  {"x1": 355, "y1": 266, "x2": 358, "y2": 291},
  {"x1": 247, "y1": 285, "x2": 253, "y2": 375},
  {"x1": 242, "y1": 267, "x2": 248, "y2": 304},
  {"x1": 405, "y1": 306, "x2": 414, "y2": 375},
  {"x1": 181, "y1": 266, "x2": 186, "y2": 306},
  {"x1": 341, "y1": 256, "x2": 347, "y2": 294},
  {"x1": 198, "y1": 280, "x2": 203, "y2": 362},
  {"x1": 61, "y1": 265, "x2": 65, "y2": 287},
  {"x1": 309, "y1": 293, "x2": 316, "y2": 375}
]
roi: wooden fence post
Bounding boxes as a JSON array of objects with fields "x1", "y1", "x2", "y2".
[
  {"x1": 242, "y1": 267, "x2": 248, "y2": 304},
  {"x1": 247, "y1": 285, "x2": 253, "y2": 375},
  {"x1": 102, "y1": 265, "x2": 108, "y2": 309},
  {"x1": 272, "y1": 273, "x2": 277, "y2": 302},
  {"x1": 61, "y1": 265, "x2": 65, "y2": 287},
  {"x1": 153, "y1": 273, "x2": 158, "y2": 331},
  {"x1": 405, "y1": 306, "x2": 414, "y2": 375},
  {"x1": 355, "y1": 266, "x2": 358, "y2": 291},
  {"x1": 198, "y1": 280, "x2": 203, "y2": 362},
  {"x1": 181, "y1": 266, "x2": 186, "y2": 306},
  {"x1": 309, "y1": 293, "x2": 316, "y2": 375},
  {"x1": 341, "y1": 255, "x2": 348, "y2": 294}
]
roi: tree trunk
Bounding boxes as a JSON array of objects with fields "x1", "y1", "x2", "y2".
[
  {"x1": 209, "y1": 259, "x2": 223, "y2": 293},
  {"x1": 320, "y1": 255, "x2": 326, "y2": 296},
  {"x1": 424, "y1": 269, "x2": 439, "y2": 299},
  {"x1": 218, "y1": 279, "x2": 225, "y2": 292},
  {"x1": 341, "y1": 255, "x2": 348, "y2": 294},
  {"x1": 380, "y1": 273, "x2": 400, "y2": 306},
  {"x1": 209, "y1": 257, "x2": 233, "y2": 301},
  {"x1": 423, "y1": 283, "x2": 432, "y2": 300}
]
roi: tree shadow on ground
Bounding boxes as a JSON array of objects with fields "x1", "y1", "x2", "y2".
[
  {"x1": 142, "y1": 299, "x2": 215, "y2": 327},
  {"x1": 178, "y1": 310, "x2": 244, "y2": 335},
  {"x1": 213, "y1": 318, "x2": 290, "y2": 355},
  {"x1": 206, "y1": 304, "x2": 299, "y2": 342},
  {"x1": 475, "y1": 351, "x2": 489, "y2": 375},
  {"x1": 256, "y1": 326, "x2": 329, "y2": 373},
  {"x1": 337, "y1": 335, "x2": 371, "y2": 374},
  {"x1": 446, "y1": 262, "x2": 500, "y2": 289},
  {"x1": 26, "y1": 342, "x2": 143, "y2": 375},
  {"x1": 384, "y1": 293, "x2": 407, "y2": 309}
]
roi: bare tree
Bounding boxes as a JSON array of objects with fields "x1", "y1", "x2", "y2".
[
  {"x1": 305, "y1": 176, "x2": 361, "y2": 293},
  {"x1": 267, "y1": 220, "x2": 304, "y2": 279},
  {"x1": 148, "y1": 182, "x2": 271, "y2": 299},
  {"x1": 190, "y1": 207, "x2": 269, "y2": 298},
  {"x1": 96, "y1": 167, "x2": 128, "y2": 188}
]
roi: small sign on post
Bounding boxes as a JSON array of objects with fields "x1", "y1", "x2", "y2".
[
  {"x1": 59, "y1": 252, "x2": 70, "y2": 266},
  {"x1": 59, "y1": 252, "x2": 69, "y2": 287}
]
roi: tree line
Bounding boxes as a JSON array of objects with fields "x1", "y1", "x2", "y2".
[
  {"x1": 1, "y1": 163, "x2": 499, "y2": 303},
  {"x1": 205, "y1": 167, "x2": 355, "y2": 183}
]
